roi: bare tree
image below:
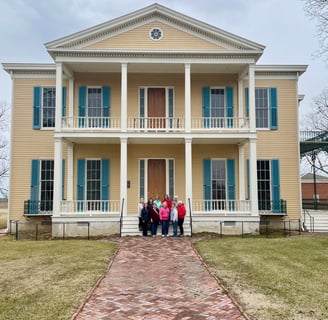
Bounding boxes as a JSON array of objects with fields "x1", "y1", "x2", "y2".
[
  {"x1": 303, "y1": 0, "x2": 328, "y2": 59},
  {"x1": 0, "y1": 102, "x2": 9, "y2": 198}
]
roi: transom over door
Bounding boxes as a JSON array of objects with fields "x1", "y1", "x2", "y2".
[
  {"x1": 148, "y1": 159, "x2": 166, "y2": 200},
  {"x1": 148, "y1": 88, "x2": 166, "y2": 128}
]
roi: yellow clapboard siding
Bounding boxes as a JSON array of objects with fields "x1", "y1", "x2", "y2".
[{"x1": 86, "y1": 21, "x2": 225, "y2": 51}]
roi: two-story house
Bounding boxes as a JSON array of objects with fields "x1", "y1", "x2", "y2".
[{"x1": 3, "y1": 4, "x2": 306, "y2": 236}]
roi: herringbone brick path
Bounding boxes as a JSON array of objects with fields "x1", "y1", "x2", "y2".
[{"x1": 73, "y1": 237, "x2": 246, "y2": 320}]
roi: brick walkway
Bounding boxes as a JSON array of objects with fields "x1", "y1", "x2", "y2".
[{"x1": 73, "y1": 237, "x2": 246, "y2": 320}]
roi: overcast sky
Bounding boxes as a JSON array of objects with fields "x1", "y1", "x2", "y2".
[{"x1": 0, "y1": 0, "x2": 327, "y2": 125}]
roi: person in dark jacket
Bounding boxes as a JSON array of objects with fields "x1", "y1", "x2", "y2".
[
  {"x1": 150, "y1": 202, "x2": 160, "y2": 237},
  {"x1": 140, "y1": 203, "x2": 150, "y2": 237}
]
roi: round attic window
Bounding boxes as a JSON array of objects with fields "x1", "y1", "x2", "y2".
[{"x1": 149, "y1": 27, "x2": 163, "y2": 41}]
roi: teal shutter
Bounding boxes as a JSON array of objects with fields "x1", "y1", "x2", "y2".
[
  {"x1": 271, "y1": 159, "x2": 281, "y2": 213},
  {"x1": 78, "y1": 86, "x2": 86, "y2": 127},
  {"x1": 203, "y1": 159, "x2": 211, "y2": 211},
  {"x1": 102, "y1": 86, "x2": 110, "y2": 128},
  {"x1": 270, "y1": 88, "x2": 278, "y2": 130},
  {"x1": 247, "y1": 160, "x2": 250, "y2": 200},
  {"x1": 62, "y1": 87, "x2": 66, "y2": 117},
  {"x1": 245, "y1": 88, "x2": 249, "y2": 118},
  {"x1": 33, "y1": 87, "x2": 41, "y2": 129},
  {"x1": 169, "y1": 159, "x2": 174, "y2": 199},
  {"x1": 139, "y1": 159, "x2": 145, "y2": 198},
  {"x1": 202, "y1": 87, "x2": 210, "y2": 128},
  {"x1": 101, "y1": 159, "x2": 110, "y2": 211},
  {"x1": 139, "y1": 88, "x2": 145, "y2": 129},
  {"x1": 227, "y1": 159, "x2": 235, "y2": 210},
  {"x1": 226, "y1": 87, "x2": 234, "y2": 128},
  {"x1": 77, "y1": 159, "x2": 85, "y2": 212},
  {"x1": 169, "y1": 88, "x2": 174, "y2": 128},
  {"x1": 62, "y1": 160, "x2": 65, "y2": 200},
  {"x1": 30, "y1": 160, "x2": 40, "y2": 214}
]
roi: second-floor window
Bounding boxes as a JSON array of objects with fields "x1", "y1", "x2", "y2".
[
  {"x1": 42, "y1": 88, "x2": 56, "y2": 128},
  {"x1": 255, "y1": 88, "x2": 269, "y2": 128},
  {"x1": 87, "y1": 88, "x2": 102, "y2": 118}
]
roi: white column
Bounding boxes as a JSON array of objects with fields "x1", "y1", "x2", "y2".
[
  {"x1": 121, "y1": 63, "x2": 128, "y2": 132},
  {"x1": 67, "y1": 142, "x2": 74, "y2": 201},
  {"x1": 238, "y1": 78, "x2": 244, "y2": 126},
  {"x1": 249, "y1": 138, "x2": 258, "y2": 216},
  {"x1": 68, "y1": 78, "x2": 74, "y2": 120},
  {"x1": 238, "y1": 143, "x2": 245, "y2": 201},
  {"x1": 185, "y1": 64, "x2": 191, "y2": 132},
  {"x1": 120, "y1": 138, "x2": 128, "y2": 216},
  {"x1": 53, "y1": 137, "x2": 63, "y2": 217},
  {"x1": 248, "y1": 64, "x2": 256, "y2": 132},
  {"x1": 185, "y1": 138, "x2": 192, "y2": 207},
  {"x1": 55, "y1": 63, "x2": 63, "y2": 132}
]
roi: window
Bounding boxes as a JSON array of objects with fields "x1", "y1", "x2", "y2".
[
  {"x1": 42, "y1": 87, "x2": 56, "y2": 128},
  {"x1": 211, "y1": 89, "x2": 225, "y2": 118},
  {"x1": 257, "y1": 160, "x2": 271, "y2": 210},
  {"x1": 88, "y1": 88, "x2": 102, "y2": 117},
  {"x1": 40, "y1": 160, "x2": 54, "y2": 211},
  {"x1": 255, "y1": 88, "x2": 269, "y2": 128},
  {"x1": 86, "y1": 160, "x2": 101, "y2": 209},
  {"x1": 212, "y1": 160, "x2": 226, "y2": 209}
]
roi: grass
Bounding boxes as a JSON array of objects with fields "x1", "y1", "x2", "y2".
[
  {"x1": 0, "y1": 236, "x2": 117, "y2": 320},
  {"x1": 0, "y1": 209, "x2": 7, "y2": 229},
  {"x1": 194, "y1": 235, "x2": 328, "y2": 320}
]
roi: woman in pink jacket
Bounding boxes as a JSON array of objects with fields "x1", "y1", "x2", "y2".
[{"x1": 159, "y1": 201, "x2": 170, "y2": 237}]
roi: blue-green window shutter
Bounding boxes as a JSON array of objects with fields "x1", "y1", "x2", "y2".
[
  {"x1": 226, "y1": 87, "x2": 234, "y2": 128},
  {"x1": 270, "y1": 88, "x2": 278, "y2": 130},
  {"x1": 62, "y1": 159, "x2": 65, "y2": 200},
  {"x1": 169, "y1": 159, "x2": 174, "y2": 199},
  {"x1": 78, "y1": 86, "x2": 86, "y2": 128},
  {"x1": 62, "y1": 87, "x2": 66, "y2": 117},
  {"x1": 139, "y1": 88, "x2": 145, "y2": 129},
  {"x1": 203, "y1": 159, "x2": 211, "y2": 211},
  {"x1": 30, "y1": 160, "x2": 40, "y2": 214},
  {"x1": 227, "y1": 158, "x2": 236, "y2": 204},
  {"x1": 77, "y1": 159, "x2": 85, "y2": 212},
  {"x1": 139, "y1": 159, "x2": 145, "y2": 198},
  {"x1": 271, "y1": 159, "x2": 281, "y2": 213},
  {"x1": 33, "y1": 87, "x2": 41, "y2": 129},
  {"x1": 101, "y1": 159, "x2": 110, "y2": 211},
  {"x1": 169, "y1": 88, "x2": 174, "y2": 128},
  {"x1": 102, "y1": 86, "x2": 110, "y2": 117},
  {"x1": 247, "y1": 160, "x2": 250, "y2": 200},
  {"x1": 245, "y1": 88, "x2": 249, "y2": 118},
  {"x1": 202, "y1": 87, "x2": 210, "y2": 128}
]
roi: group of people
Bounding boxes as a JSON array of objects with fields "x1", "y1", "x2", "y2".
[{"x1": 138, "y1": 194, "x2": 186, "y2": 237}]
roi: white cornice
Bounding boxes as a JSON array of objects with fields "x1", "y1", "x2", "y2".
[{"x1": 255, "y1": 65, "x2": 308, "y2": 75}]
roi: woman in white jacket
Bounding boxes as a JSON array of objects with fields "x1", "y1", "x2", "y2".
[{"x1": 170, "y1": 202, "x2": 178, "y2": 237}]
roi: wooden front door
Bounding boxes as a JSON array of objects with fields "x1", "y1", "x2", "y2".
[
  {"x1": 148, "y1": 159, "x2": 166, "y2": 200},
  {"x1": 148, "y1": 88, "x2": 166, "y2": 129}
]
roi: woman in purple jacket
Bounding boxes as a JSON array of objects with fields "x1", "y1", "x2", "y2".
[{"x1": 159, "y1": 201, "x2": 170, "y2": 237}]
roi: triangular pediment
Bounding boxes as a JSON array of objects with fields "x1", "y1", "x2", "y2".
[{"x1": 45, "y1": 3, "x2": 265, "y2": 55}]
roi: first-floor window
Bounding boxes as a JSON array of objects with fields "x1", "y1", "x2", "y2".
[
  {"x1": 257, "y1": 160, "x2": 271, "y2": 210},
  {"x1": 86, "y1": 160, "x2": 101, "y2": 209},
  {"x1": 212, "y1": 160, "x2": 226, "y2": 209},
  {"x1": 40, "y1": 160, "x2": 54, "y2": 211}
]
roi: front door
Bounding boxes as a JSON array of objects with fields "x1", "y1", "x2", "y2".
[
  {"x1": 148, "y1": 159, "x2": 166, "y2": 200},
  {"x1": 148, "y1": 88, "x2": 166, "y2": 129}
]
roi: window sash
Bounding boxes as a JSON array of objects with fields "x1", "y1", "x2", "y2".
[
  {"x1": 211, "y1": 88, "x2": 225, "y2": 118},
  {"x1": 255, "y1": 88, "x2": 269, "y2": 128},
  {"x1": 87, "y1": 88, "x2": 102, "y2": 117},
  {"x1": 257, "y1": 160, "x2": 271, "y2": 210},
  {"x1": 42, "y1": 88, "x2": 56, "y2": 128},
  {"x1": 86, "y1": 160, "x2": 101, "y2": 201},
  {"x1": 211, "y1": 160, "x2": 226, "y2": 200},
  {"x1": 40, "y1": 160, "x2": 54, "y2": 211}
]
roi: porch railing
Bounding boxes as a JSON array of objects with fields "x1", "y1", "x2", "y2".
[
  {"x1": 62, "y1": 117, "x2": 121, "y2": 129},
  {"x1": 24, "y1": 200, "x2": 53, "y2": 215},
  {"x1": 192, "y1": 117, "x2": 249, "y2": 130},
  {"x1": 127, "y1": 117, "x2": 184, "y2": 131},
  {"x1": 192, "y1": 200, "x2": 251, "y2": 213},
  {"x1": 258, "y1": 199, "x2": 287, "y2": 215},
  {"x1": 61, "y1": 200, "x2": 121, "y2": 214}
]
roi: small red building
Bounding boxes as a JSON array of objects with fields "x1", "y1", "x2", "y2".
[{"x1": 301, "y1": 173, "x2": 328, "y2": 209}]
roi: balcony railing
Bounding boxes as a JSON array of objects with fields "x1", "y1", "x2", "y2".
[
  {"x1": 127, "y1": 117, "x2": 184, "y2": 131},
  {"x1": 192, "y1": 117, "x2": 249, "y2": 130},
  {"x1": 61, "y1": 200, "x2": 121, "y2": 214},
  {"x1": 62, "y1": 117, "x2": 121, "y2": 130},
  {"x1": 24, "y1": 200, "x2": 53, "y2": 215},
  {"x1": 258, "y1": 199, "x2": 287, "y2": 215},
  {"x1": 192, "y1": 200, "x2": 251, "y2": 213}
]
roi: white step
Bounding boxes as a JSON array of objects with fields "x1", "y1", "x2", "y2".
[{"x1": 303, "y1": 211, "x2": 328, "y2": 232}]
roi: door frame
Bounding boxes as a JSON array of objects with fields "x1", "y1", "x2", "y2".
[{"x1": 139, "y1": 158, "x2": 175, "y2": 200}]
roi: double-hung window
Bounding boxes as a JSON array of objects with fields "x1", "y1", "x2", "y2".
[
  {"x1": 211, "y1": 88, "x2": 225, "y2": 127},
  {"x1": 257, "y1": 160, "x2": 271, "y2": 210},
  {"x1": 87, "y1": 88, "x2": 102, "y2": 127},
  {"x1": 255, "y1": 88, "x2": 269, "y2": 128},
  {"x1": 42, "y1": 88, "x2": 56, "y2": 128}
]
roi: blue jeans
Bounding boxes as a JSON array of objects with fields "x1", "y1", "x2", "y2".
[
  {"x1": 161, "y1": 220, "x2": 169, "y2": 236},
  {"x1": 172, "y1": 220, "x2": 178, "y2": 237},
  {"x1": 151, "y1": 221, "x2": 159, "y2": 236}
]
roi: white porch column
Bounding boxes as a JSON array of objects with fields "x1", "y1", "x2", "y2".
[
  {"x1": 248, "y1": 64, "x2": 256, "y2": 132},
  {"x1": 120, "y1": 137, "x2": 128, "y2": 216},
  {"x1": 55, "y1": 62, "x2": 63, "y2": 132},
  {"x1": 238, "y1": 143, "x2": 245, "y2": 200},
  {"x1": 121, "y1": 63, "x2": 128, "y2": 132},
  {"x1": 53, "y1": 137, "x2": 63, "y2": 217},
  {"x1": 185, "y1": 64, "x2": 191, "y2": 132},
  {"x1": 67, "y1": 142, "x2": 74, "y2": 201},
  {"x1": 68, "y1": 78, "x2": 74, "y2": 120},
  {"x1": 238, "y1": 78, "x2": 244, "y2": 126},
  {"x1": 249, "y1": 138, "x2": 258, "y2": 216},
  {"x1": 185, "y1": 138, "x2": 192, "y2": 207}
]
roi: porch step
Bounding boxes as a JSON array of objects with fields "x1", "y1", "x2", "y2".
[
  {"x1": 121, "y1": 215, "x2": 191, "y2": 237},
  {"x1": 303, "y1": 210, "x2": 328, "y2": 232}
]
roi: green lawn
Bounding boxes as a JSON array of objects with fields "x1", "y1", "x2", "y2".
[
  {"x1": 0, "y1": 237, "x2": 117, "y2": 320},
  {"x1": 194, "y1": 235, "x2": 328, "y2": 320}
]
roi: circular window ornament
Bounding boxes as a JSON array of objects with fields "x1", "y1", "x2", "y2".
[{"x1": 149, "y1": 27, "x2": 163, "y2": 41}]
